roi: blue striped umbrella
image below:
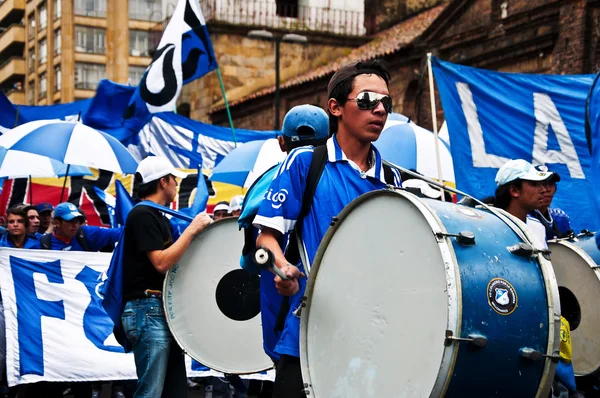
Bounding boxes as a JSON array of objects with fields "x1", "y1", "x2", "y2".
[
  {"x1": 0, "y1": 120, "x2": 138, "y2": 174},
  {"x1": 375, "y1": 118, "x2": 455, "y2": 182},
  {"x1": 0, "y1": 147, "x2": 92, "y2": 178}
]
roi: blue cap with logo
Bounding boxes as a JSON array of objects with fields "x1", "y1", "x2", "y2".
[
  {"x1": 495, "y1": 159, "x2": 556, "y2": 187},
  {"x1": 54, "y1": 202, "x2": 84, "y2": 221},
  {"x1": 282, "y1": 105, "x2": 329, "y2": 142}
]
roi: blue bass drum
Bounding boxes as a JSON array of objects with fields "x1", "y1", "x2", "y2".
[
  {"x1": 548, "y1": 234, "x2": 600, "y2": 376},
  {"x1": 300, "y1": 189, "x2": 559, "y2": 397}
]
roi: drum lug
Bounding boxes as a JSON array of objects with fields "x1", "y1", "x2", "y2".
[
  {"x1": 444, "y1": 330, "x2": 487, "y2": 348},
  {"x1": 304, "y1": 383, "x2": 311, "y2": 395},
  {"x1": 435, "y1": 231, "x2": 476, "y2": 245},
  {"x1": 330, "y1": 216, "x2": 339, "y2": 226},
  {"x1": 507, "y1": 243, "x2": 551, "y2": 260},
  {"x1": 519, "y1": 347, "x2": 561, "y2": 362}
]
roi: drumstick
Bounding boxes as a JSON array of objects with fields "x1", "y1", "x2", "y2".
[{"x1": 253, "y1": 247, "x2": 306, "y2": 280}]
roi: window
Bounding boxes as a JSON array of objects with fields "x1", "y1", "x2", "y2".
[
  {"x1": 39, "y1": 39, "x2": 47, "y2": 64},
  {"x1": 27, "y1": 49, "x2": 35, "y2": 72},
  {"x1": 128, "y1": 65, "x2": 146, "y2": 85},
  {"x1": 54, "y1": 0, "x2": 61, "y2": 20},
  {"x1": 129, "y1": 0, "x2": 161, "y2": 21},
  {"x1": 75, "y1": 63, "x2": 105, "y2": 90},
  {"x1": 28, "y1": 15, "x2": 35, "y2": 40},
  {"x1": 75, "y1": 26, "x2": 106, "y2": 54},
  {"x1": 39, "y1": 73, "x2": 47, "y2": 99},
  {"x1": 129, "y1": 30, "x2": 151, "y2": 57},
  {"x1": 54, "y1": 29, "x2": 61, "y2": 55},
  {"x1": 38, "y1": 3, "x2": 47, "y2": 30},
  {"x1": 276, "y1": 0, "x2": 299, "y2": 18},
  {"x1": 54, "y1": 65, "x2": 61, "y2": 92},
  {"x1": 74, "y1": 0, "x2": 106, "y2": 18},
  {"x1": 27, "y1": 81, "x2": 34, "y2": 104}
]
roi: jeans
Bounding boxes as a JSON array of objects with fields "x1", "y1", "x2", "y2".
[{"x1": 121, "y1": 298, "x2": 188, "y2": 398}]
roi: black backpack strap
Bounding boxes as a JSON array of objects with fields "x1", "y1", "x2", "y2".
[
  {"x1": 382, "y1": 163, "x2": 396, "y2": 185},
  {"x1": 75, "y1": 227, "x2": 92, "y2": 252},
  {"x1": 40, "y1": 233, "x2": 52, "y2": 250},
  {"x1": 284, "y1": 145, "x2": 328, "y2": 265},
  {"x1": 275, "y1": 145, "x2": 328, "y2": 333}
]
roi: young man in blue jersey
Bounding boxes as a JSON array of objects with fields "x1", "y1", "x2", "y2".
[
  {"x1": 530, "y1": 166, "x2": 572, "y2": 239},
  {"x1": 40, "y1": 202, "x2": 122, "y2": 251},
  {"x1": 253, "y1": 60, "x2": 401, "y2": 397},
  {"x1": 0, "y1": 206, "x2": 40, "y2": 249},
  {"x1": 494, "y1": 159, "x2": 557, "y2": 249}
]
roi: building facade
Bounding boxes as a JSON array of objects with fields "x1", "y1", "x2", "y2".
[{"x1": 0, "y1": 0, "x2": 172, "y2": 105}]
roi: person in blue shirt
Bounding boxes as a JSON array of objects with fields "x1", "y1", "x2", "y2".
[
  {"x1": 0, "y1": 206, "x2": 40, "y2": 249},
  {"x1": 254, "y1": 60, "x2": 401, "y2": 397},
  {"x1": 530, "y1": 165, "x2": 572, "y2": 239},
  {"x1": 239, "y1": 104, "x2": 329, "y2": 371},
  {"x1": 39, "y1": 202, "x2": 123, "y2": 252}
]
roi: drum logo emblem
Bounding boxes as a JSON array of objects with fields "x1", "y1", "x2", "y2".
[{"x1": 487, "y1": 278, "x2": 518, "y2": 315}]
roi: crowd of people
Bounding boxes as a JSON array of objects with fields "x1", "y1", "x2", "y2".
[{"x1": 0, "y1": 57, "x2": 596, "y2": 398}]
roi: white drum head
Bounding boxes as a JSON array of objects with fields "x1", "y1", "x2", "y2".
[
  {"x1": 301, "y1": 191, "x2": 451, "y2": 397},
  {"x1": 164, "y1": 217, "x2": 272, "y2": 374},
  {"x1": 549, "y1": 240, "x2": 600, "y2": 376}
]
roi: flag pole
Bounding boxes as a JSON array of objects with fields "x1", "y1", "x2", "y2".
[
  {"x1": 427, "y1": 53, "x2": 445, "y2": 201},
  {"x1": 215, "y1": 67, "x2": 237, "y2": 148}
]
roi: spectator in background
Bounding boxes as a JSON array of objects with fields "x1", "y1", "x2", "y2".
[
  {"x1": 213, "y1": 201, "x2": 230, "y2": 221},
  {"x1": 36, "y1": 202, "x2": 53, "y2": 234},
  {"x1": 229, "y1": 195, "x2": 244, "y2": 218},
  {"x1": 530, "y1": 166, "x2": 572, "y2": 239},
  {"x1": 24, "y1": 205, "x2": 40, "y2": 236},
  {"x1": 0, "y1": 206, "x2": 40, "y2": 249},
  {"x1": 39, "y1": 202, "x2": 122, "y2": 251}
]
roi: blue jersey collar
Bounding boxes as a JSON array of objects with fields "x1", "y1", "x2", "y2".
[{"x1": 326, "y1": 134, "x2": 386, "y2": 183}]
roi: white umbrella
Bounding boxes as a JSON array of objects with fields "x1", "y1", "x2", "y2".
[{"x1": 0, "y1": 120, "x2": 138, "y2": 174}]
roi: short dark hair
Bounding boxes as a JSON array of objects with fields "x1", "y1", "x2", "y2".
[
  {"x1": 328, "y1": 59, "x2": 391, "y2": 135},
  {"x1": 134, "y1": 172, "x2": 172, "y2": 200},
  {"x1": 6, "y1": 206, "x2": 29, "y2": 228},
  {"x1": 494, "y1": 180, "x2": 523, "y2": 210},
  {"x1": 283, "y1": 126, "x2": 327, "y2": 150}
]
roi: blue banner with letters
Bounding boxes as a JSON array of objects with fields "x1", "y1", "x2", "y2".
[
  {"x1": 0, "y1": 249, "x2": 273, "y2": 386},
  {"x1": 432, "y1": 57, "x2": 599, "y2": 232}
]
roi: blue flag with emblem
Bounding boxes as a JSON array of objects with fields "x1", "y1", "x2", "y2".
[
  {"x1": 432, "y1": 57, "x2": 600, "y2": 232},
  {"x1": 124, "y1": 0, "x2": 217, "y2": 120}
]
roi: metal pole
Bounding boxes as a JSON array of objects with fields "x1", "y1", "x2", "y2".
[
  {"x1": 274, "y1": 38, "x2": 281, "y2": 130},
  {"x1": 427, "y1": 53, "x2": 445, "y2": 201},
  {"x1": 215, "y1": 67, "x2": 237, "y2": 147}
]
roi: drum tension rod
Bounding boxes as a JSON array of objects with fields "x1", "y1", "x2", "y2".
[
  {"x1": 519, "y1": 347, "x2": 561, "y2": 362},
  {"x1": 435, "y1": 231, "x2": 476, "y2": 246},
  {"x1": 507, "y1": 242, "x2": 551, "y2": 260},
  {"x1": 444, "y1": 330, "x2": 487, "y2": 348}
]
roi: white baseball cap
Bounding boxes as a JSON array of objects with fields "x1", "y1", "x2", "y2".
[
  {"x1": 136, "y1": 156, "x2": 188, "y2": 184},
  {"x1": 229, "y1": 195, "x2": 245, "y2": 212},
  {"x1": 495, "y1": 159, "x2": 555, "y2": 187}
]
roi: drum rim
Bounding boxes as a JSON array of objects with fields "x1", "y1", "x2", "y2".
[
  {"x1": 162, "y1": 217, "x2": 274, "y2": 375},
  {"x1": 299, "y1": 188, "x2": 461, "y2": 397},
  {"x1": 548, "y1": 238, "x2": 600, "y2": 376}
]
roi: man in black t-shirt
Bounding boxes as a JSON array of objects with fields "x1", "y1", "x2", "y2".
[{"x1": 120, "y1": 156, "x2": 212, "y2": 398}]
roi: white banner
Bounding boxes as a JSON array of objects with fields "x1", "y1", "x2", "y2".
[{"x1": 0, "y1": 249, "x2": 273, "y2": 386}]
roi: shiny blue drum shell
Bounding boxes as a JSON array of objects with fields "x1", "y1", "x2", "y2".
[{"x1": 300, "y1": 189, "x2": 557, "y2": 398}]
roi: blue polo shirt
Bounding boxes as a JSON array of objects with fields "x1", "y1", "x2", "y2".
[
  {"x1": 253, "y1": 135, "x2": 401, "y2": 357},
  {"x1": 48, "y1": 226, "x2": 123, "y2": 251},
  {"x1": 0, "y1": 233, "x2": 41, "y2": 249}
]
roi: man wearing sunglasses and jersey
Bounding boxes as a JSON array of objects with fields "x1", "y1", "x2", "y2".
[{"x1": 253, "y1": 59, "x2": 401, "y2": 397}]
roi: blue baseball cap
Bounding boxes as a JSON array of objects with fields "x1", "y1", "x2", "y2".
[
  {"x1": 282, "y1": 105, "x2": 329, "y2": 142},
  {"x1": 54, "y1": 202, "x2": 84, "y2": 221},
  {"x1": 495, "y1": 159, "x2": 556, "y2": 187},
  {"x1": 36, "y1": 202, "x2": 53, "y2": 213}
]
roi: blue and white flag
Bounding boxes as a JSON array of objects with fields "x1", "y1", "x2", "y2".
[
  {"x1": 585, "y1": 71, "x2": 600, "y2": 239},
  {"x1": 124, "y1": 0, "x2": 217, "y2": 120},
  {"x1": 432, "y1": 57, "x2": 599, "y2": 232},
  {"x1": 0, "y1": 248, "x2": 274, "y2": 385}
]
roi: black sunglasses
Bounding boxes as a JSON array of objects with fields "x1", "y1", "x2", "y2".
[{"x1": 348, "y1": 91, "x2": 393, "y2": 113}]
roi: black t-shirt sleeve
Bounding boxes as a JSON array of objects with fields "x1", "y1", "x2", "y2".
[{"x1": 130, "y1": 212, "x2": 172, "y2": 253}]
